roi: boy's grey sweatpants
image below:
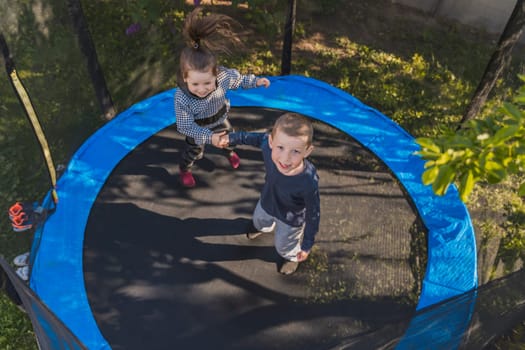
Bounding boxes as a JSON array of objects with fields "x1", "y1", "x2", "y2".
[{"x1": 253, "y1": 200, "x2": 303, "y2": 262}]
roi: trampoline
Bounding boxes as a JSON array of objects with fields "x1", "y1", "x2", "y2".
[{"x1": 27, "y1": 75, "x2": 477, "y2": 349}]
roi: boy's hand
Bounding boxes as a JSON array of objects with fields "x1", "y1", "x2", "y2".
[
  {"x1": 212, "y1": 131, "x2": 229, "y2": 148},
  {"x1": 296, "y1": 250, "x2": 310, "y2": 262},
  {"x1": 256, "y1": 77, "x2": 270, "y2": 88}
]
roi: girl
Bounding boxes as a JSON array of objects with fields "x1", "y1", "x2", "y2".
[{"x1": 175, "y1": 7, "x2": 270, "y2": 187}]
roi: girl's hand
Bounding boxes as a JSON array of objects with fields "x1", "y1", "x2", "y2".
[
  {"x1": 296, "y1": 250, "x2": 310, "y2": 262},
  {"x1": 212, "y1": 131, "x2": 229, "y2": 148},
  {"x1": 256, "y1": 77, "x2": 270, "y2": 88}
]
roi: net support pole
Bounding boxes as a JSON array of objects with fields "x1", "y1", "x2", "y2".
[
  {"x1": 0, "y1": 32, "x2": 59, "y2": 204},
  {"x1": 281, "y1": 0, "x2": 296, "y2": 75}
]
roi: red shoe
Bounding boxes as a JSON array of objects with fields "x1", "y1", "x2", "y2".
[
  {"x1": 179, "y1": 168, "x2": 196, "y2": 188},
  {"x1": 11, "y1": 213, "x2": 33, "y2": 232},
  {"x1": 8, "y1": 202, "x2": 24, "y2": 219},
  {"x1": 228, "y1": 152, "x2": 240, "y2": 169}
]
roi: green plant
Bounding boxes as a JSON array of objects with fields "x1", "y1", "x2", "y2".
[
  {"x1": 416, "y1": 75, "x2": 525, "y2": 202},
  {"x1": 0, "y1": 294, "x2": 37, "y2": 349},
  {"x1": 497, "y1": 199, "x2": 525, "y2": 273},
  {"x1": 231, "y1": 0, "x2": 286, "y2": 38}
]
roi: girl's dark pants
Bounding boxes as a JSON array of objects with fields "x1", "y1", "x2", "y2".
[{"x1": 180, "y1": 119, "x2": 235, "y2": 171}]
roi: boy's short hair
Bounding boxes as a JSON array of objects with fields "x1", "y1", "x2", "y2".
[{"x1": 272, "y1": 113, "x2": 314, "y2": 146}]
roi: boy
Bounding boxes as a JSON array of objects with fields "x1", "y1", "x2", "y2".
[{"x1": 218, "y1": 113, "x2": 320, "y2": 275}]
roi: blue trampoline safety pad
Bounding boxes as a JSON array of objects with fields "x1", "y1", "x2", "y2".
[{"x1": 29, "y1": 75, "x2": 477, "y2": 350}]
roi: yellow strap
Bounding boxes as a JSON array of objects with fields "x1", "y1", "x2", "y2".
[{"x1": 9, "y1": 69, "x2": 58, "y2": 203}]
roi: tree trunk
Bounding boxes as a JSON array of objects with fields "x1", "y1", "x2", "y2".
[
  {"x1": 281, "y1": 0, "x2": 296, "y2": 75},
  {"x1": 67, "y1": 0, "x2": 116, "y2": 120},
  {"x1": 459, "y1": 0, "x2": 525, "y2": 127}
]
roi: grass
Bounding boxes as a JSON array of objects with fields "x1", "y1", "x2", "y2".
[
  {"x1": 0, "y1": 294, "x2": 36, "y2": 349},
  {"x1": 0, "y1": 0, "x2": 524, "y2": 347}
]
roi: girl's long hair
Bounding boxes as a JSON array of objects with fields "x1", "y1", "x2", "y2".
[{"x1": 179, "y1": 7, "x2": 243, "y2": 79}]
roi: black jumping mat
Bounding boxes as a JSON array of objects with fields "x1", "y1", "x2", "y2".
[{"x1": 84, "y1": 107, "x2": 425, "y2": 350}]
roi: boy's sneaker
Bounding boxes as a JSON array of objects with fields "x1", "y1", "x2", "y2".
[
  {"x1": 246, "y1": 231, "x2": 263, "y2": 240},
  {"x1": 13, "y1": 252, "x2": 30, "y2": 267},
  {"x1": 279, "y1": 259, "x2": 299, "y2": 275},
  {"x1": 246, "y1": 222, "x2": 275, "y2": 240},
  {"x1": 228, "y1": 152, "x2": 240, "y2": 169},
  {"x1": 179, "y1": 168, "x2": 196, "y2": 188}
]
